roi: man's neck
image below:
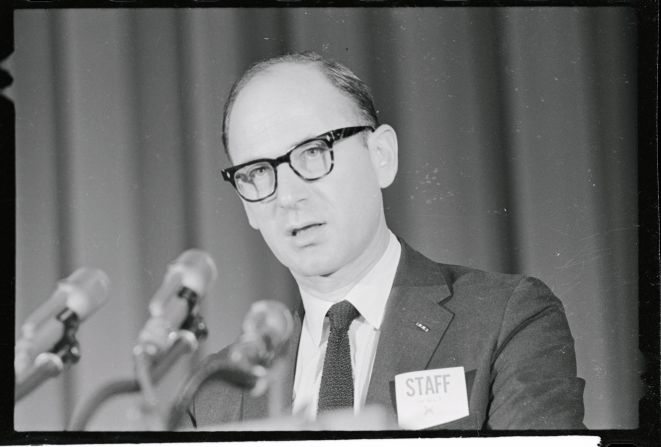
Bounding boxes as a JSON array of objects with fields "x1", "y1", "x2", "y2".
[{"x1": 292, "y1": 220, "x2": 392, "y2": 300}]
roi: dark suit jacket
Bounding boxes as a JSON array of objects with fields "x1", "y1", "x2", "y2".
[{"x1": 185, "y1": 240, "x2": 586, "y2": 430}]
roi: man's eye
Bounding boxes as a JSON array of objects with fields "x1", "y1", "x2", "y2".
[
  {"x1": 301, "y1": 145, "x2": 325, "y2": 158},
  {"x1": 248, "y1": 165, "x2": 270, "y2": 178}
]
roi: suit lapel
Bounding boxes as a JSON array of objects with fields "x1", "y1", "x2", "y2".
[
  {"x1": 366, "y1": 241, "x2": 454, "y2": 417},
  {"x1": 241, "y1": 306, "x2": 303, "y2": 420}
]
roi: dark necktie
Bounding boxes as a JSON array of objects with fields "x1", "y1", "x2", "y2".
[{"x1": 317, "y1": 300, "x2": 360, "y2": 413}]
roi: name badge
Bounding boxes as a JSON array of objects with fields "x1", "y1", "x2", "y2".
[{"x1": 395, "y1": 366, "x2": 469, "y2": 429}]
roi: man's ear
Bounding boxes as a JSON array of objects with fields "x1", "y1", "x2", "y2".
[
  {"x1": 367, "y1": 124, "x2": 399, "y2": 188},
  {"x1": 242, "y1": 201, "x2": 260, "y2": 230}
]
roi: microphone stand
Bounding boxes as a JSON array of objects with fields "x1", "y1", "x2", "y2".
[
  {"x1": 15, "y1": 353, "x2": 65, "y2": 403},
  {"x1": 67, "y1": 313, "x2": 208, "y2": 430},
  {"x1": 167, "y1": 300, "x2": 294, "y2": 430},
  {"x1": 267, "y1": 358, "x2": 286, "y2": 419},
  {"x1": 15, "y1": 311, "x2": 81, "y2": 403},
  {"x1": 166, "y1": 342, "x2": 293, "y2": 430},
  {"x1": 166, "y1": 351, "x2": 264, "y2": 430}
]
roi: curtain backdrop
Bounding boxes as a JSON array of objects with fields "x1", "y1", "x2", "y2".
[{"x1": 11, "y1": 7, "x2": 640, "y2": 430}]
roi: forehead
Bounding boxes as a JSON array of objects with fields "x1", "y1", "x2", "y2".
[{"x1": 227, "y1": 63, "x2": 359, "y2": 163}]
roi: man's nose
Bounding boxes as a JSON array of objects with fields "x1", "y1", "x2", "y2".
[{"x1": 275, "y1": 164, "x2": 308, "y2": 208}]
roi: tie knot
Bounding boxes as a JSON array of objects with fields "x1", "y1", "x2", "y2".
[{"x1": 326, "y1": 300, "x2": 359, "y2": 333}]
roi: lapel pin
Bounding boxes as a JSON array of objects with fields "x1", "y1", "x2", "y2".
[{"x1": 415, "y1": 322, "x2": 430, "y2": 332}]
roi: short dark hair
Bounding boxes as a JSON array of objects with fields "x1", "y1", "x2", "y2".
[{"x1": 222, "y1": 51, "x2": 379, "y2": 161}]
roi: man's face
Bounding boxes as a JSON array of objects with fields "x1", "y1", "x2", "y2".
[{"x1": 227, "y1": 64, "x2": 391, "y2": 280}]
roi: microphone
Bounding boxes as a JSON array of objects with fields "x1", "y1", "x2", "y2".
[
  {"x1": 167, "y1": 300, "x2": 294, "y2": 429},
  {"x1": 193, "y1": 299, "x2": 295, "y2": 390},
  {"x1": 68, "y1": 251, "x2": 216, "y2": 430},
  {"x1": 133, "y1": 250, "x2": 216, "y2": 414},
  {"x1": 15, "y1": 268, "x2": 111, "y2": 378},
  {"x1": 135, "y1": 249, "x2": 217, "y2": 359},
  {"x1": 15, "y1": 268, "x2": 110, "y2": 402},
  {"x1": 228, "y1": 300, "x2": 294, "y2": 372}
]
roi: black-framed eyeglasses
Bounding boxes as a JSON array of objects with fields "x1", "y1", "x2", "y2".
[{"x1": 221, "y1": 126, "x2": 374, "y2": 202}]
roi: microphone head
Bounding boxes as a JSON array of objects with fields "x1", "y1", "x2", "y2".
[
  {"x1": 241, "y1": 300, "x2": 294, "y2": 358},
  {"x1": 63, "y1": 267, "x2": 111, "y2": 320},
  {"x1": 168, "y1": 249, "x2": 218, "y2": 296},
  {"x1": 214, "y1": 301, "x2": 293, "y2": 391}
]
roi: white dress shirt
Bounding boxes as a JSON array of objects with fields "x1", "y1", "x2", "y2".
[{"x1": 292, "y1": 231, "x2": 402, "y2": 420}]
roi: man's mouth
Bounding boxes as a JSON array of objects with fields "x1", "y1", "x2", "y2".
[{"x1": 290, "y1": 223, "x2": 324, "y2": 237}]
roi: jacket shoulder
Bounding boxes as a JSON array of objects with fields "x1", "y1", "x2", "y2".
[
  {"x1": 404, "y1": 248, "x2": 585, "y2": 429},
  {"x1": 400, "y1": 243, "x2": 567, "y2": 344},
  {"x1": 438, "y1": 261, "x2": 564, "y2": 321}
]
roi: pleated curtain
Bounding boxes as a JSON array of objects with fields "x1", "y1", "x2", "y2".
[{"x1": 11, "y1": 7, "x2": 639, "y2": 430}]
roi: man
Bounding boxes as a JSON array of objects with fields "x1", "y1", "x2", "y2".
[{"x1": 185, "y1": 52, "x2": 585, "y2": 430}]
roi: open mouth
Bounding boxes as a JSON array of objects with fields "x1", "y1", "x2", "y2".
[{"x1": 291, "y1": 223, "x2": 323, "y2": 237}]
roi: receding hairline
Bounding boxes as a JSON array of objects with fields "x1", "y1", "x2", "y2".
[
  {"x1": 227, "y1": 63, "x2": 360, "y2": 136},
  {"x1": 223, "y1": 55, "x2": 378, "y2": 161}
]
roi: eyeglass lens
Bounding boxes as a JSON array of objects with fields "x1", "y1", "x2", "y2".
[{"x1": 234, "y1": 139, "x2": 333, "y2": 201}]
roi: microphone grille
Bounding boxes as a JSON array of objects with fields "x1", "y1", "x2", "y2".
[
  {"x1": 169, "y1": 249, "x2": 218, "y2": 296},
  {"x1": 242, "y1": 300, "x2": 294, "y2": 354},
  {"x1": 63, "y1": 267, "x2": 110, "y2": 320}
]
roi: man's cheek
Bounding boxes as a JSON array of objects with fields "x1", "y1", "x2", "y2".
[{"x1": 243, "y1": 203, "x2": 262, "y2": 230}]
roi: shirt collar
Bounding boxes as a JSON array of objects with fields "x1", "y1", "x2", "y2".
[{"x1": 299, "y1": 231, "x2": 402, "y2": 346}]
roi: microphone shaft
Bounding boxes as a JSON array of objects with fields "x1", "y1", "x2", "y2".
[
  {"x1": 18, "y1": 318, "x2": 65, "y2": 360},
  {"x1": 268, "y1": 359, "x2": 287, "y2": 419},
  {"x1": 150, "y1": 331, "x2": 198, "y2": 384},
  {"x1": 167, "y1": 352, "x2": 259, "y2": 430},
  {"x1": 67, "y1": 333, "x2": 198, "y2": 430},
  {"x1": 15, "y1": 353, "x2": 64, "y2": 403}
]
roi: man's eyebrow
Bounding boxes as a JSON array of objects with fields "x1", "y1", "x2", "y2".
[
  {"x1": 236, "y1": 130, "x2": 324, "y2": 166},
  {"x1": 289, "y1": 132, "x2": 322, "y2": 149},
  {"x1": 270, "y1": 132, "x2": 322, "y2": 156}
]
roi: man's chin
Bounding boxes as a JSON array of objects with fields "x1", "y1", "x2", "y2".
[
  {"x1": 295, "y1": 265, "x2": 336, "y2": 278},
  {"x1": 289, "y1": 258, "x2": 338, "y2": 279}
]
